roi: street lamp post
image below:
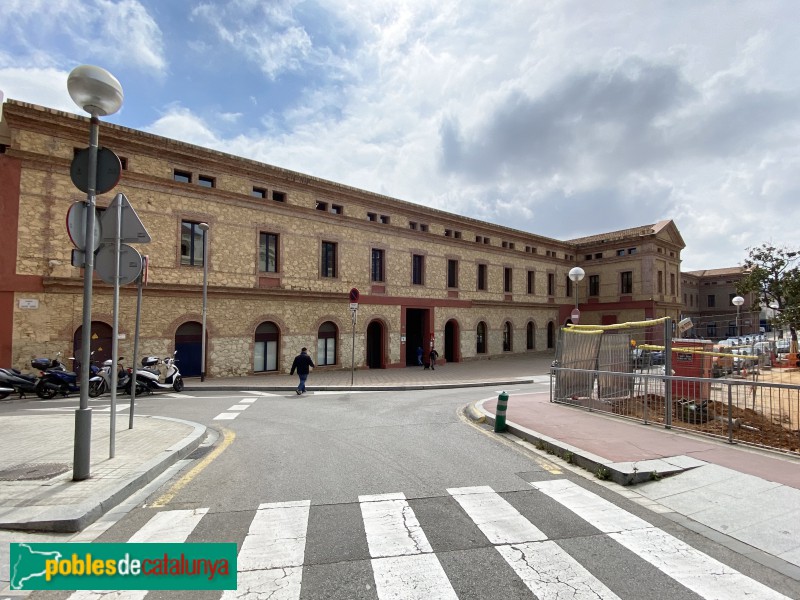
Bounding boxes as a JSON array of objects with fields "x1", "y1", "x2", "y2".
[
  {"x1": 67, "y1": 65, "x2": 123, "y2": 481},
  {"x1": 199, "y1": 223, "x2": 209, "y2": 382},
  {"x1": 568, "y1": 267, "x2": 585, "y2": 320},
  {"x1": 732, "y1": 295, "x2": 745, "y2": 338}
]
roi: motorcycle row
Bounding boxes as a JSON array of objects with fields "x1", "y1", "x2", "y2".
[{"x1": 0, "y1": 351, "x2": 184, "y2": 400}]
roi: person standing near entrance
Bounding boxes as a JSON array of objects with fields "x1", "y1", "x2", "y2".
[
  {"x1": 428, "y1": 348, "x2": 439, "y2": 370},
  {"x1": 290, "y1": 347, "x2": 314, "y2": 394}
]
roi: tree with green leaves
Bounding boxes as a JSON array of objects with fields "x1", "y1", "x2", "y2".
[{"x1": 737, "y1": 243, "x2": 800, "y2": 350}]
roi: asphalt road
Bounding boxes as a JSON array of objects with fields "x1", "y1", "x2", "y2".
[{"x1": 8, "y1": 386, "x2": 799, "y2": 599}]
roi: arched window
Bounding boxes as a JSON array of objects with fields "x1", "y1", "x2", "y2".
[
  {"x1": 317, "y1": 321, "x2": 338, "y2": 366},
  {"x1": 476, "y1": 321, "x2": 487, "y2": 354},
  {"x1": 254, "y1": 322, "x2": 279, "y2": 372},
  {"x1": 503, "y1": 321, "x2": 512, "y2": 351},
  {"x1": 527, "y1": 322, "x2": 536, "y2": 350}
]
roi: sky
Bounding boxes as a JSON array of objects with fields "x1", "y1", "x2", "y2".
[{"x1": 2, "y1": 0, "x2": 799, "y2": 272}]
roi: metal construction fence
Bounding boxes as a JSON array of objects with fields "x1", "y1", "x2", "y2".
[{"x1": 551, "y1": 319, "x2": 800, "y2": 456}]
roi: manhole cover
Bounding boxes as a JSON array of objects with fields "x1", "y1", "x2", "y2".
[{"x1": 0, "y1": 463, "x2": 71, "y2": 481}]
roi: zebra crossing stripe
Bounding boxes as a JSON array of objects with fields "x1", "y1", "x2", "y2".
[
  {"x1": 448, "y1": 486, "x2": 547, "y2": 544},
  {"x1": 449, "y1": 486, "x2": 620, "y2": 599},
  {"x1": 221, "y1": 500, "x2": 311, "y2": 600},
  {"x1": 531, "y1": 479, "x2": 792, "y2": 600},
  {"x1": 214, "y1": 412, "x2": 240, "y2": 420},
  {"x1": 496, "y1": 541, "x2": 621, "y2": 599},
  {"x1": 359, "y1": 492, "x2": 433, "y2": 557},
  {"x1": 129, "y1": 508, "x2": 209, "y2": 543},
  {"x1": 359, "y1": 492, "x2": 458, "y2": 599},
  {"x1": 67, "y1": 509, "x2": 209, "y2": 600}
]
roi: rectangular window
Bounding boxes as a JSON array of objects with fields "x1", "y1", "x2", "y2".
[
  {"x1": 409, "y1": 221, "x2": 418, "y2": 230},
  {"x1": 252, "y1": 187, "x2": 267, "y2": 198},
  {"x1": 180, "y1": 221, "x2": 206, "y2": 266},
  {"x1": 527, "y1": 271, "x2": 535, "y2": 294},
  {"x1": 589, "y1": 274, "x2": 600, "y2": 296},
  {"x1": 594, "y1": 252, "x2": 602, "y2": 259},
  {"x1": 272, "y1": 191, "x2": 286, "y2": 202},
  {"x1": 708, "y1": 294, "x2": 716, "y2": 308},
  {"x1": 547, "y1": 273, "x2": 555, "y2": 296},
  {"x1": 504, "y1": 267, "x2": 512, "y2": 293},
  {"x1": 316, "y1": 201, "x2": 329, "y2": 211},
  {"x1": 566, "y1": 275, "x2": 572, "y2": 297},
  {"x1": 198, "y1": 175, "x2": 215, "y2": 188},
  {"x1": 419, "y1": 224, "x2": 428, "y2": 232},
  {"x1": 379, "y1": 215, "x2": 390, "y2": 224},
  {"x1": 658, "y1": 270, "x2": 664, "y2": 293},
  {"x1": 174, "y1": 170, "x2": 191, "y2": 183},
  {"x1": 670, "y1": 273, "x2": 676, "y2": 295},
  {"x1": 259, "y1": 232, "x2": 278, "y2": 273},
  {"x1": 331, "y1": 204, "x2": 343, "y2": 214},
  {"x1": 477, "y1": 264, "x2": 487, "y2": 291},
  {"x1": 621, "y1": 271, "x2": 633, "y2": 294},
  {"x1": 617, "y1": 249, "x2": 625, "y2": 256},
  {"x1": 454, "y1": 231, "x2": 462, "y2": 239},
  {"x1": 367, "y1": 212, "x2": 377, "y2": 221},
  {"x1": 321, "y1": 241, "x2": 337, "y2": 278},
  {"x1": 371, "y1": 248, "x2": 385, "y2": 282},
  {"x1": 447, "y1": 259, "x2": 458, "y2": 288},
  {"x1": 445, "y1": 229, "x2": 452, "y2": 237},
  {"x1": 119, "y1": 156, "x2": 128, "y2": 170},
  {"x1": 412, "y1": 254, "x2": 425, "y2": 285}
]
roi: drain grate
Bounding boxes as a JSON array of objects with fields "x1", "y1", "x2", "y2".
[{"x1": 0, "y1": 463, "x2": 71, "y2": 481}]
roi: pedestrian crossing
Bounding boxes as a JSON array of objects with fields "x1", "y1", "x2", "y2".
[{"x1": 61, "y1": 479, "x2": 791, "y2": 599}]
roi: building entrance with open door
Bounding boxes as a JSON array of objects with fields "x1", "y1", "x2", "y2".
[{"x1": 405, "y1": 308, "x2": 430, "y2": 366}]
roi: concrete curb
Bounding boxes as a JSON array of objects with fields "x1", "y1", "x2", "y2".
[
  {"x1": 0, "y1": 416, "x2": 206, "y2": 533},
  {"x1": 466, "y1": 399, "x2": 703, "y2": 486},
  {"x1": 185, "y1": 379, "x2": 533, "y2": 393}
]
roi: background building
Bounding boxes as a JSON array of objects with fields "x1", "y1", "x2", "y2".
[
  {"x1": 681, "y1": 267, "x2": 761, "y2": 340},
  {"x1": 0, "y1": 100, "x2": 685, "y2": 377}
]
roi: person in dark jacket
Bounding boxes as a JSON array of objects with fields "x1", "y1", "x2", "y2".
[{"x1": 290, "y1": 347, "x2": 315, "y2": 394}]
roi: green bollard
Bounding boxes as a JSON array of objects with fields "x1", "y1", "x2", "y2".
[{"x1": 494, "y1": 391, "x2": 509, "y2": 432}]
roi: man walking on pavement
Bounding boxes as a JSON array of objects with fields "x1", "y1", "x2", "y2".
[{"x1": 290, "y1": 347, "x2": 315, "y2": 394}]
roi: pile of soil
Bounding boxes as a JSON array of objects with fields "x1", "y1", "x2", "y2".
[{"x1": 609, "y1": 395, "x2": 800, "y2": 454}]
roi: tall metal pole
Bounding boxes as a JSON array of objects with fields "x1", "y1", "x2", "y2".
[
  {"x1": 109, "y1": 192, "x2": 122, "y2": 458},
  {"x1": 200, "y1": 223, "x2": 209, "y2": 382},
  {"x1": 73, "y1": 116, "x2": 99, "y2": 481},
  {"x1": 350, "y1": 309, "x2": 356, "y2": 386},
  {"x1": 129, "y1": 270, "x2": 143, "y2": 429}
]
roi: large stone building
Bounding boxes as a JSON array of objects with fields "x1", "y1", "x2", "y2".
[
  {"x1": 681, "y1": 267, "x2": 762, "y2": 340},
  {"x1": 0, "y1": 99, "x2": 685, "y2": 377}
]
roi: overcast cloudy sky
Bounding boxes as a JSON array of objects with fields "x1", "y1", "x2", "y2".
[{"x1": 2, "y1": 0, "x2": 799, "y2": 271}]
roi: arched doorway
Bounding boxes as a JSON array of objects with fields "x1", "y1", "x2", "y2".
[
  {"x1": 254, "y1": 322, "x2": 280, "y2": 372},
  {"x1": 73, "y1": 321, "x2": 113, "y2": 374},
  {"x1": 444, "y1": 319, "x2": 459, "y2": 363},
  {"x1": 176, "y1": 321, "x2": 203, "y2": 377},
  {"x1": 317, "y1": 321, "x2": 338, "y2": 366},
  {"x1": 547, "y1": 321, "x2": 556, "y2": 349},
  {"x1": 366, "y1": 320, "x2": 384, "y2": 368},
  {"x1": 527, "y1": 321, "x2": 536, "y2": 350},
  {"x1": 503, "y1": 321, "x2": 513, "y2": 352},
  {"x1": 476, "y1": 321, "x2": 487, "y2": 354}
]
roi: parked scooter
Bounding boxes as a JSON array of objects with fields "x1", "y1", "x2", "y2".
[
  {"x1": 0, "y1": 363, "x2": 40, "y2": 399},
  {"x1": 34, "y1": 352, "x2": 97, "y2": 399},
  {"x1": 128, "y1": 351, "x2": 184, "y2": 394},
  {"x1": 88, "y1": 357, "x2": 132, "y2": 398}
]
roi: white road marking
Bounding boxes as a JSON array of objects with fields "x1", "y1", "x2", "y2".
[
  {"x1": 213, "y1": 412, "x2": 240, "y2": 420},
  {"x1": 67, "y1": 509, "x2": 207, "y2": 600},
  {"x1": 359, "y1": 492, "x2": 457, "y2": 599},
  {"x1": 447, "y1": 486, "x2": 547, "y2": 544},
  {"x1": 227, "y1": 404, "x2": 250, "y2": 411},
  {"x1": 497, "y1": 540, "x2": 621, "y2": 599},
  {"x1": 221, "y1": 500, "x2": 310, "y2": 600},
  {"x1": 531, "y1": 479, "x2": 792, "y2": 600},
  {"x1": 241, "y1": 391, "x2": 282, "y2": 396}
]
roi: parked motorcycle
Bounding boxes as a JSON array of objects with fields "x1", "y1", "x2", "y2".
[
  {"x1": 34, "y1": 352, "x2": 98, "y2": 399},
  {"x1": 88, "y1": 357, "x2": 132, "y2": 397},
  {"x1": 0, "y1": 364, "x2": 40, "y2": 399},
  {"x1": 128, "y1": 351, "x2": 184, "y2": 394}
]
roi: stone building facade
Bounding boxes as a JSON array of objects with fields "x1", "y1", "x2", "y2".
[
  {"x1": 0, "y1": 100, "x2": 685, "y2": 377},
  {"x1": 681, "y1": 267, "x2": 761, "y2": 339}
]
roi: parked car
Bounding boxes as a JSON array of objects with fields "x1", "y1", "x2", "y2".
[
  {"x1": 631, "y1": 348, "x2": 664, "y2": 368},
  {"x1": 776, "y1": 340, "x2": 791, "y2": 354}
]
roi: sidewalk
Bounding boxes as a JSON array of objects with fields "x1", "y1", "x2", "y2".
[{"x1": 1, "y1": 352, "x2": 799, "y2": 580}]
